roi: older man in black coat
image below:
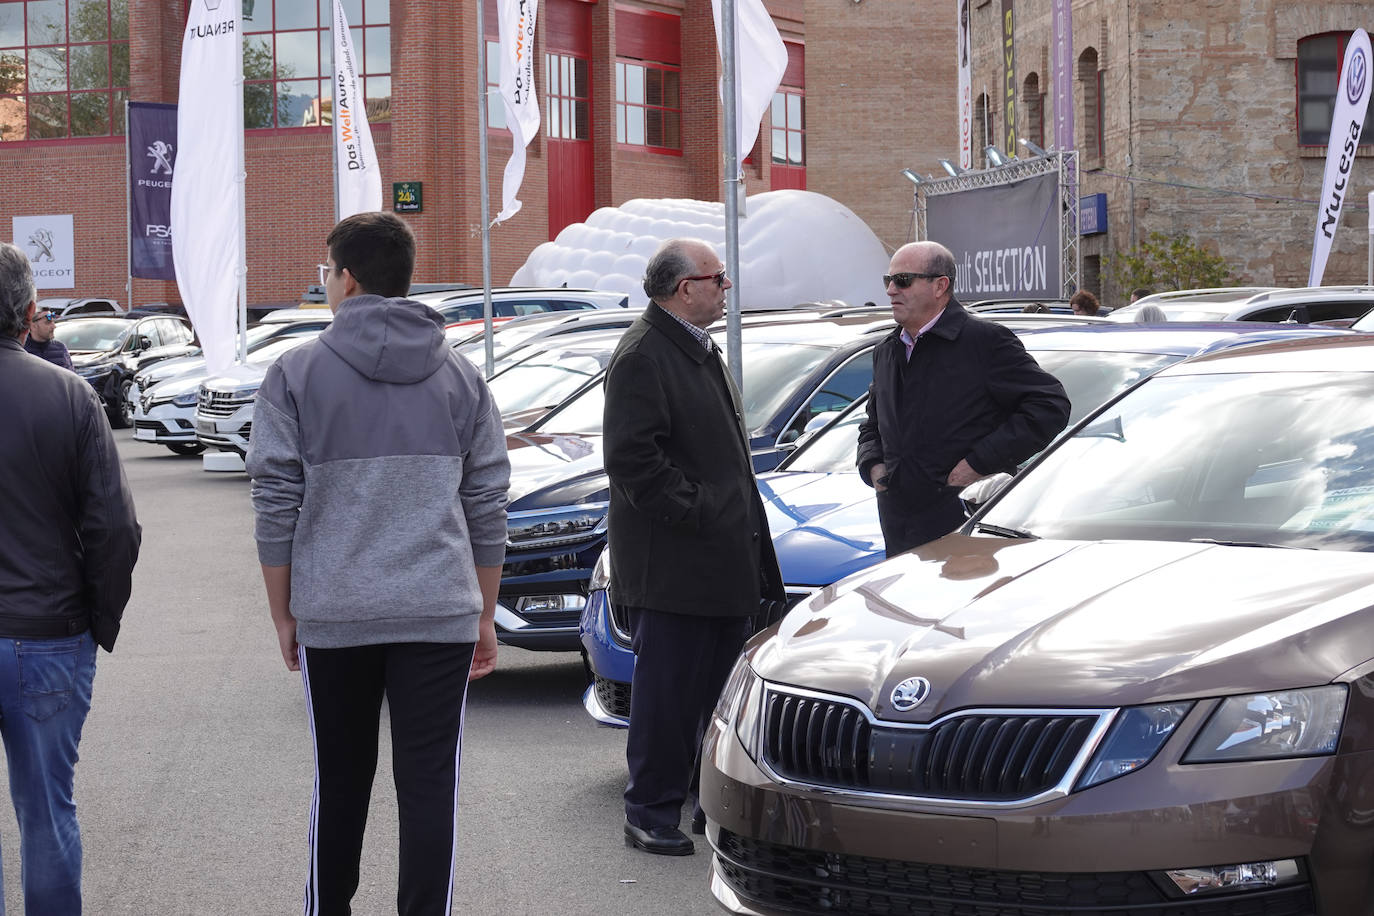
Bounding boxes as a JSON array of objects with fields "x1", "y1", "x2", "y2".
[
  {"x1": 858, "y1": 241, "x2": 1070, "y2": 555},
  {"x1": 603, "y1": 238, "x2": 784, "y2": 856}
]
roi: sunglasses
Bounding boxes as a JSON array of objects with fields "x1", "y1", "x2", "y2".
[
  {"x1": 883, "y1": 272, "x2": 944, "y2": 289},
  {"x1": 681, "y1": 269, "x2": 728, "y2": 289},
  {"x1": 32, "y1": 310, "x2": 57, "y2": 323}
]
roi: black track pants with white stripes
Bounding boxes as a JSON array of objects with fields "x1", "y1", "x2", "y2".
[{"x1": 299, "y1": 642, "x2": 476, "y2": 916}]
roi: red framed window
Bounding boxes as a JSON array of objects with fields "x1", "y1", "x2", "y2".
[
  {"x1": 243, "y1": 0, "x2": 391, "y2": 131},
  {"x1": 615, "y1": 59, "x2": 679, "y2": 151},
  {"x1": 547, "y1": 51, "x2": 588, "y2": 140},
  {"x1": 1298, "y1": 31, "x2": 1374, "y2": 147},
  {"x1": 770, "y1": 88, "x2": 803, "y2": 167},
  {"x1": 0, "y1": 0, "x2": 130, "y2": 142}
]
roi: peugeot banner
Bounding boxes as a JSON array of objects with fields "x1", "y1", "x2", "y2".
[
  {"x1": 171, "y1": 0, "x2": 242, "y2": 376},
  {"x1": 332, "y1": 0, "x2": 381, "y2": 219},
  {"x1": 128, "y1": 102, "x2": 178, "y2": 280},
  {"x1": 495, "y1": 0, "x2": 540, "y2": 223},
  {"x1": 1310, "y1": 28, "x2": 1372, "y2": 287},
  {"x1": 927, "y1": 171, "x2": 1061, "y2": 300}
]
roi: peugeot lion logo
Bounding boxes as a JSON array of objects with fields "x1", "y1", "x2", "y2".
[
  {"x1": 147, "y1": 140, "x2": 174, "y2": 176},
  {"x1": 1348, "y1": 47, "x2": 1368, "y2": 105},
  {"x1": 890, "y1": 676, "x2": 932, "y2": 712},
  {"x1": 27, "y1": 229, "x2": 55, "y2": 263}
]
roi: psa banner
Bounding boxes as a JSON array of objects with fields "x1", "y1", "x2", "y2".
[
  {"x1": 927, "y1": 171, "x2": 1061, "y2": 300},
  {"x1": 128, "y1": 101, "x2": 177, "y2": 280}
]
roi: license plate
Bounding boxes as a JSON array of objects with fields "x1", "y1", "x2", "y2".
[
  {"x1": 196, "y1": 420, "x2": 215, "y2": 435},
  {"x1": 134, "y1": 427, "x2": 156, "y2": 441}
]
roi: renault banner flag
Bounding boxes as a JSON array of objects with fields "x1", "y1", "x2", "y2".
[
  {"x1": 495, "y1": 0, "x2": 540, "y2": 224},
  {"x1": 711, "y1": 0, "x2": 787, "y2": 178},
  {"x1": 332, "y1": 0, "x2": 381, "y2": 218},
  {"x1": 171, "y1": 0, "x2": 242, "y2": 376},
  {"x1": 1310, "y1": 28, "x2": 1372, "y2": 287},
  {"x1": 1050, "y1": 0, "x2": 1075, "y2": 153},
  {"x1": 128, "y1": 102, "x2": 178, "y2": 280},
  {"x1": 958, "y1": 0, "x2": 972, "y2": 168},
  {"x1": 927, "y1": 172, "x2": 1061, "y2": 300}
]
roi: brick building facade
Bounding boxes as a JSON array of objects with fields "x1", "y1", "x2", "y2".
[
  {"x1": 0, "y1": 0, "x2": 805, "y2": 308},
  {"x1": 959, "y1": 0, "x2": 1374, "y2": 305}
]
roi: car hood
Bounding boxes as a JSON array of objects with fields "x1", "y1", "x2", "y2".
[
  {"x1": 505, "y1": 432, "x2": 609, "y2": 508},
  {"x1": 758, "y1": 471, "x2": 884, "y2": 585},
  {"x1": 753, "y1": 534, "x2": 1374, "y2": 723},
  {"x1": 70, "y1": 349, "x2": 118, "y2": 366}
]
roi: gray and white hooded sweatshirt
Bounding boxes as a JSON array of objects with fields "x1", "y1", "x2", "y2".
[{"x1": 246, "y1": 294, "x2": 510, "y2": 649}]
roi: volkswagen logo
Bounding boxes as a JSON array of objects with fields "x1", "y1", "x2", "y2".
[
  {"x1": 890, "y1": 676, "x2": 931, "y2": 711},
  {"x1": 1348, "y1": 47, "x2": 1368, "y2": 106}
]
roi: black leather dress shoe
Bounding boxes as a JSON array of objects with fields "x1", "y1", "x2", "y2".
[
  {"x1": 624, "y1": 822, "x2": 695, "y2": 856},
  {"x1": 690, "y1": 810, "x2": 706, "y2": 835}
]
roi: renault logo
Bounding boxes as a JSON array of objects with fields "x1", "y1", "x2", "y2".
[{"x1": 890, "y1": 676, "x2": 931, "y2": 711}]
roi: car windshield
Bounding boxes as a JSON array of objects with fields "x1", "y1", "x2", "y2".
[
  {"x1": 54, "y1": 319, "x2": 129, "y2": 351},
  {"x1": 248, "y1": 334, "x2": 316, "y2": 366},
  {"x1": 1029, "y1": 349, "x2": 1181, "y2": 426},
  {"x1": 784, "y1": 407, "x2": 866, "y2": 473},
  {"x1": 534, "y1": 340, "x2": 836, "y2": 435},
  {"x1": 487, "y1": 351, "x2": 610, "y2": 414},
  {"x1": 980, "y1": 371, "x2": 1374, "y2": 550}
]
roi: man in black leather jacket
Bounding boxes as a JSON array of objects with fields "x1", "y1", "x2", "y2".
[{"x1": 0, "y1": 241, "x2": 141, "y2": 913}]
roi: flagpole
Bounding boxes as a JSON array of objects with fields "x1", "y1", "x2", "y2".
[
  {"x1": 331, "y1": 0, "x2": 340, "y2": 224},
  {"x1": 722, "y1": 0, "x2": 742, "y2": 391},
  {"x1": 476, "y1": 1, "x2": 495, "y2": 378},
  {"x1": 236, "y1": 0, "x2": 248, "y2": 364},
  {"x1": 124, "y1": 99, "x2": 132, "y2": 313}
]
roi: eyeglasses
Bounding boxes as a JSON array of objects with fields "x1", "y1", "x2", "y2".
[
  {"x1": 680, "y1": 269, "x2": 728, "y2": 289},
  {"x1": 317, "y1": 263, "x2": 333, "y2": 286},
  {"x1": 883, "y1": 272, "x2": 944, "y2": 289}
]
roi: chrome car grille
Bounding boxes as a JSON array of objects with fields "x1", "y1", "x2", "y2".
[
  {"x1": 197, "y1": 390, "x2": 253, "y2": 418},
  {"x1": 761, "y1": 689, "x2": 1101, "y2": 802},
  {"x1": 714, "y1": 830, "x2": 1317, "y2": 916}
]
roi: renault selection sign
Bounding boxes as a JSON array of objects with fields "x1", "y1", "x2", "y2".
[{"x1": 926, "y1": 171, "x2": 1060, "y2": 300}]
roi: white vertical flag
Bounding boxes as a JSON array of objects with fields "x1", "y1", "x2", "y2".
[
  {"x1": 495, "y1": 0, "x2": 540, "y2": 224},
  {"x1": 332, "y1": 0, "x2": 382, "y2": 219},
  {"x1": 171, "y1": 0, "x2": 243, "y2": 376},
  {"x1": 711, "y1": 0, "x2": 787, "y2": 168},
  {"x1": 1310, "y1": 28, "x2": 1372, "y2": 287}
]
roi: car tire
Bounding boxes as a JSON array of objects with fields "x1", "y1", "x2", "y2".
[
  {"x1": 109, "y1": 378, "x2": 134, "y2": 429},
  {"x1": 166, "y1": 442, "x2": 206, "y2": 457}
]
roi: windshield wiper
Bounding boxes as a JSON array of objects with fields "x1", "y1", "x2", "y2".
[
  {"x1": 1188, "y1": 537, "x2": 1314, "y2": 550},
  {"x1": 974, "y1": 522, "x2": 1038, "y2": 539}
]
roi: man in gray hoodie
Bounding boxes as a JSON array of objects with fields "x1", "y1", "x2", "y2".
[{"x1": 246, "y1": 212, "x2": 510, "y2": 916}]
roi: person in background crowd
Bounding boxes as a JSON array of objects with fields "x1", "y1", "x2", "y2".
[
  {"x1": 246, "y1": 212, "x2": 510, "y2": 916},
  {"x1": 602, "y1": 238, "x2": 785, "y2": 857},
  {"x1": 1021, "y1": 302, "x2": 1050, "y2": 313},
  {"x1": 858, "y1": 240, "x2": 1071, "y2": 556},
  {"x1": 1134, "y1": 304, "x2": 1169, "y2": 323},
  {"x1": 0, "y1": 241, "x2": 141, "y2": 914},
  {"x1": 1130, "y1": 287, "x2": 1154, "y2": 303},
  {"x1": 23, "y1": 306, "x2": 73, "y2": 369},
  {"x1": 1070, "y1": 290, "x2": 1101, "y2": 316}
]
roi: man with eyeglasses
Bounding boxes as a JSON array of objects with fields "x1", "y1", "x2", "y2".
[
  {"x1": 857, "y1": 241, "x2": 1070, "y2": 555},
  {"x1": 0, "y1": 241, "x2": 141, "y2": 914},
  {"x1": 23, "y1": 307, "x2": 73, "y2": 370},
  {"x1": 603, "y1": 238, "x2": 785, "y2": 856},
  {"x1": 246, "y1": 212, "x2": 510, "y2": 914}
]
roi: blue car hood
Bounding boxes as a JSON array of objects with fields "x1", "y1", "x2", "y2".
[{"x1": 758, "y1": 470, "x2": 884, "y2": 586}]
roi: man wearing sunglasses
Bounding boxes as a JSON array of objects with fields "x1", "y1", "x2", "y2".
[
  {"x1": 22, "y1": 307, "x2": 73, "y2": 370},
  {"x1": 857, "y1": 241, "x2": 1070, "y2": 555},
  {"x1": 603, "y1": 238, "x2": 784, "y2": 856}
]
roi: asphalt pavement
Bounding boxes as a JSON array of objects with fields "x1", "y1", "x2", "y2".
[{"x1": 0, "y1": 434, "x2": 725, "y2": 915}]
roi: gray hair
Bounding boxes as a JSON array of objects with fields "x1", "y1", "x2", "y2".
[
  {"x1": 0, "y1": 242, "x2": 35, "y2": 339},
  {"x1": 643, "y1": 239, "x2": 702, "y2": 304},
  {"x1": 1134, "y1": 304, "x2": 1168, "y2": 323}
]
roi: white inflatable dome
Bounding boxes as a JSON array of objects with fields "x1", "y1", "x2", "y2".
[{"x1": 510, "y1": 190, "x2": 890, "y2": 310}]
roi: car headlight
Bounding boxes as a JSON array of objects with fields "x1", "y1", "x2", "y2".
[
  {"x1": 1078, "y1": 703, "x2": 1192, "y2": 790},
  {"x1": 1183, "y1": 685, "x2": 1346, "y2": 763},
  {"x1": 170, "y1": 392, "x2": 199, "y2": 408},
  {"x1": 588, "y1": 547, "x2": 611, "y2": 592},
  {"x1": 712, "y1": 655, "x2": 765, "y2": 762},
  {"x1": 506, "y1": 503, "x2": 608, "y2": 549},
  {"x1": 77, "y1": 364, "x2": 112, "y2": 379}
]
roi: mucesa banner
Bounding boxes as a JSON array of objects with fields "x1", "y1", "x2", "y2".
[{"x1": 926, "y1": 171, "x2": 1061, "y2": 301}]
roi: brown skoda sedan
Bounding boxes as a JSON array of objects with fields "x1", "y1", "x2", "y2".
[{"x1": 702, "y1": 336, "x2": 1374, "y2": 915}]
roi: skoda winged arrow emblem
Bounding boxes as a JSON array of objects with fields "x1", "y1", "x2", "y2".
[{"x1": 890, "y1": 676, "x2": 932, "y2": 712}]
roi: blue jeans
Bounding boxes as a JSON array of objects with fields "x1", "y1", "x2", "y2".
[{"x1": 0, "y1": 632, "x2": 97, "y2": 916}]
